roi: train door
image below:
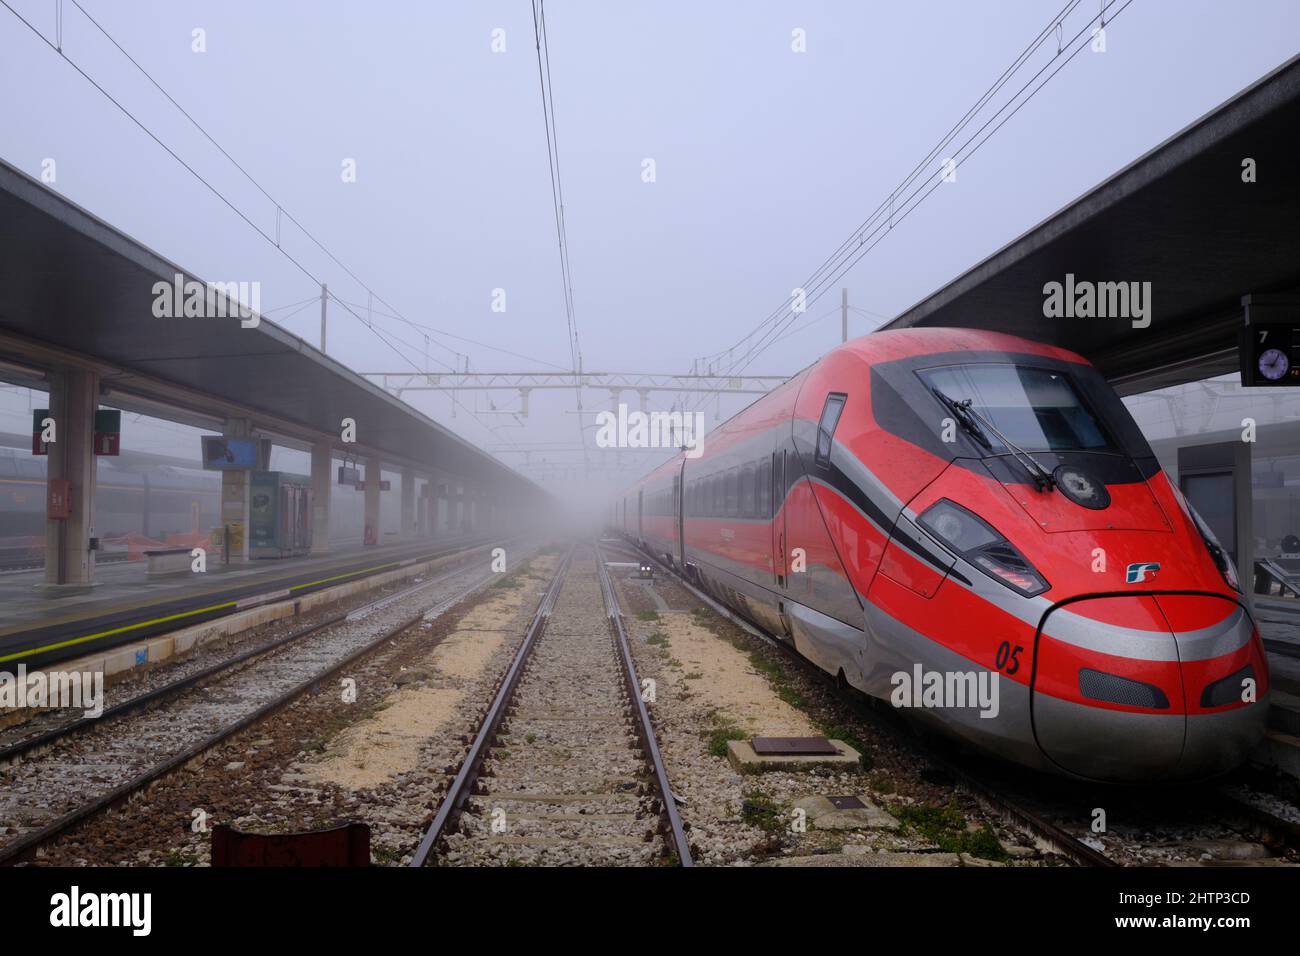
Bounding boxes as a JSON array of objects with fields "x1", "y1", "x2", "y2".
[
  {"x1": 675, "y1": 463, "x2": 686, "y2": 568},
  {"x1": 771, "y1": 449, "x2": 792, "y2": 637},
  {"x1": 772, "y1": 450, "x2": 787, "y2": 588}
]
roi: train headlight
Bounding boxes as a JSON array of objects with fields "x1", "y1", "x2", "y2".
[
  {"x1": 1188, "y1": 506, "x2": 1240, "y2": 592},
  {"x1": 919, "y1": 499, "x2": 1049, "y2": 597},
  {"x1": 1169, "y1": 485, "x2": 1240, "y2": 593}
]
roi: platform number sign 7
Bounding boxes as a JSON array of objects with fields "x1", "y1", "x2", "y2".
[{"x1": 995, "y1": 641, "x2": 1024, "y2": 675}]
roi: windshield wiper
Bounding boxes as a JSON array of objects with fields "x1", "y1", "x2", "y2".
[
  {"x1": 954, "y1": 398, "x2": 1057, "y2": 493},
  {"x1": 931, "y1": 388, "x2": 993, "y2": 451}
]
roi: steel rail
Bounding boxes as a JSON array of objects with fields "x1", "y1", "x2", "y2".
[
  {"x1": 602, "y1": 536, "x2": 1118, "y2": 868},
  {"x1": 0, "y1": 543, "x2": 531, "y2": 867},
  {"x1": 409, "y1": 545, "x2": 575, "y2": 867},
  {"x1": 594, "y1": 541, "x2": 693, "y2": 866},
  {"x1": 0, "y1": 538, "x2": 510, "y2": 767}
]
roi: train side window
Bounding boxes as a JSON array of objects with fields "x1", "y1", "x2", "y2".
[
  {"x1": 725, "y1": 468, "x2": 739, "y2": 516},
  {"x1": 757, "y1": 458, "x2": 771, "y2": 518},
  {"x1": 740, "y1": 464, "x2": 755, "y2": 516},
  {"x1": 815, "y1": 393, "x2": 847, "y2": 467},
  {"x1": 710, "y1": 474, "x2": 720, "y2": 515}
]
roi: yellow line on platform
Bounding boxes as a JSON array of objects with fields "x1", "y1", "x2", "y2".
[{"x1": 0, "y1": 556, "x2": 414, "y2": 664}]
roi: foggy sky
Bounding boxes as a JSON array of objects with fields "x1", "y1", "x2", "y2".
[{"x1": 1, "y1": 0, "x2": 1297, "y2": 507}]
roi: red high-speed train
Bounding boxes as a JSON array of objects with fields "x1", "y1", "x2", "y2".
[{"x1": 616, "y1": 328, "x2": 1269, "y2": 782}]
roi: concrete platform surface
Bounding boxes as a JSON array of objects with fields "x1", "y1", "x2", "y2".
[
  {"x1": 1266, "y1": 654, "x2": 1300, "y2": 697},
  {"x1": 0, "y1": 534, "x2": 488, "y2": 669}
]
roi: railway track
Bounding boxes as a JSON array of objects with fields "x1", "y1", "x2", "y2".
[
  {"x1": 0, "y1": 554, "x2": 132, "y2": 575},
  {"x1": 973, "y1": 767, "x2": 1300, "y2": 867},
  {"x1": 0, "y1": 538, "x2": 542, "y2": 866},
  {"x1": 610, "y1": 536, "x2": 1300, "y2": 868},
  {"x1": 0, "y1": 538, "x2": 508, "y2": 763},
  {"x1": 411, "y1": 542, "x2": 692, "y2": 867}
]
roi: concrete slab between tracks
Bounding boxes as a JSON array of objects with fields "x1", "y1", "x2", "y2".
[
  {"x1": 793, "y1": 794, "x2": 900, "y2": 831},
  {"x1": 726, "y1": 738, "x2": 863, "y2": 774}
]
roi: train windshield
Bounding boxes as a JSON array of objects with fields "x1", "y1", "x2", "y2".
[{"x1": 919, "y1": 364, "x2": 1112, "y2": 453}]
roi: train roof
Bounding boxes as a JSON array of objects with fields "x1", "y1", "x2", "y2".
[{"x1": 616, "y1": 327, "x2": 1096, "y2": 497}]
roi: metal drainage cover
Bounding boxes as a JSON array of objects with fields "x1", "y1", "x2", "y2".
[
  {"x1": 750, "y1": 736, "x2": 839, "y2": 756},
  {"x1": 828, "y1": 796, "x2": 866, "y2": 810}
]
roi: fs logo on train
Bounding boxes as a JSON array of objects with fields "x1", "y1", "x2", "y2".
[{"x1": 1125, "y1": 562, "x2": 1161, "y2": 583}]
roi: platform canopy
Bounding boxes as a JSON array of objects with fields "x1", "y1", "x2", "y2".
[
  {"x1": 881, "y1": 55, "x2": 1300, "y2": 395},
  {"x1": 0, "y1": 157, "x2": 543, "y2": 500}
]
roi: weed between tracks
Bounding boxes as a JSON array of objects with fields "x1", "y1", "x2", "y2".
[
  {"x1": 705, "y1": 714, "x2": 749, "y2": 758},
  {"x1": 740, "y1": 790, "x2": 784, "y2": 832},
  {"x1": 892, "y1": 803, "x2": 1007, "y2": 861},
  {"x1": 615, "y1": 561, "x2": 1033, "y2": 866}
]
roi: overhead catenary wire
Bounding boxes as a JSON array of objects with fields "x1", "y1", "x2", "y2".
[
  {"x1": 261, "y1": 295, "x2": 321, "y2": 315},
  {"x1": 266, "y1": 297, "x2": 319, "y2": 327},
  {"x1": 532, "y1": 0, "x2": 589, "y2": 473},
  {"x1": 763, "y1": 305, "x2": 842, "y2": 349},
  {"x1": 689, "y1": 0, "x2": 1132, "y2": 409},
  {"x1": 60, "y1": 0, "x2": 432, "y2": 363},
  {"x1": 334, "y1": 300, "x2": 571, "y2": 372},
  {"x1": 0, "y1": 0, "x2": 526, "y2": 454},
  {"x1": 689, "y1": 0, "x2": 1087, "y2": 373}
]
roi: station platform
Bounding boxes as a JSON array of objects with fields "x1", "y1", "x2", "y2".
[
  {"x1": 1255, "y1": 597, "x2": 1300, "y2": 658},
  {"x1": 0, "y1": 534, "x2": 490, "y2": 672}
]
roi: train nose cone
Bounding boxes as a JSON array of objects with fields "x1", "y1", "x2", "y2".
[
  {"x1": 1159, "y1": 594, "x2": 1270, "y2": 779},
  {"x1": 1032, "y1": 595, "x2": 1268, "y2": 782}
]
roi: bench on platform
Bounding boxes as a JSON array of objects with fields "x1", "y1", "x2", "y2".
[{"x1": 143, "y1": 547, "x2": 193, "y2": 577}]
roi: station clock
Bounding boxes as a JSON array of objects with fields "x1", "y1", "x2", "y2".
[{"x1": 1241, "y1": 295, "x2": 1300, "y2": 387}]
